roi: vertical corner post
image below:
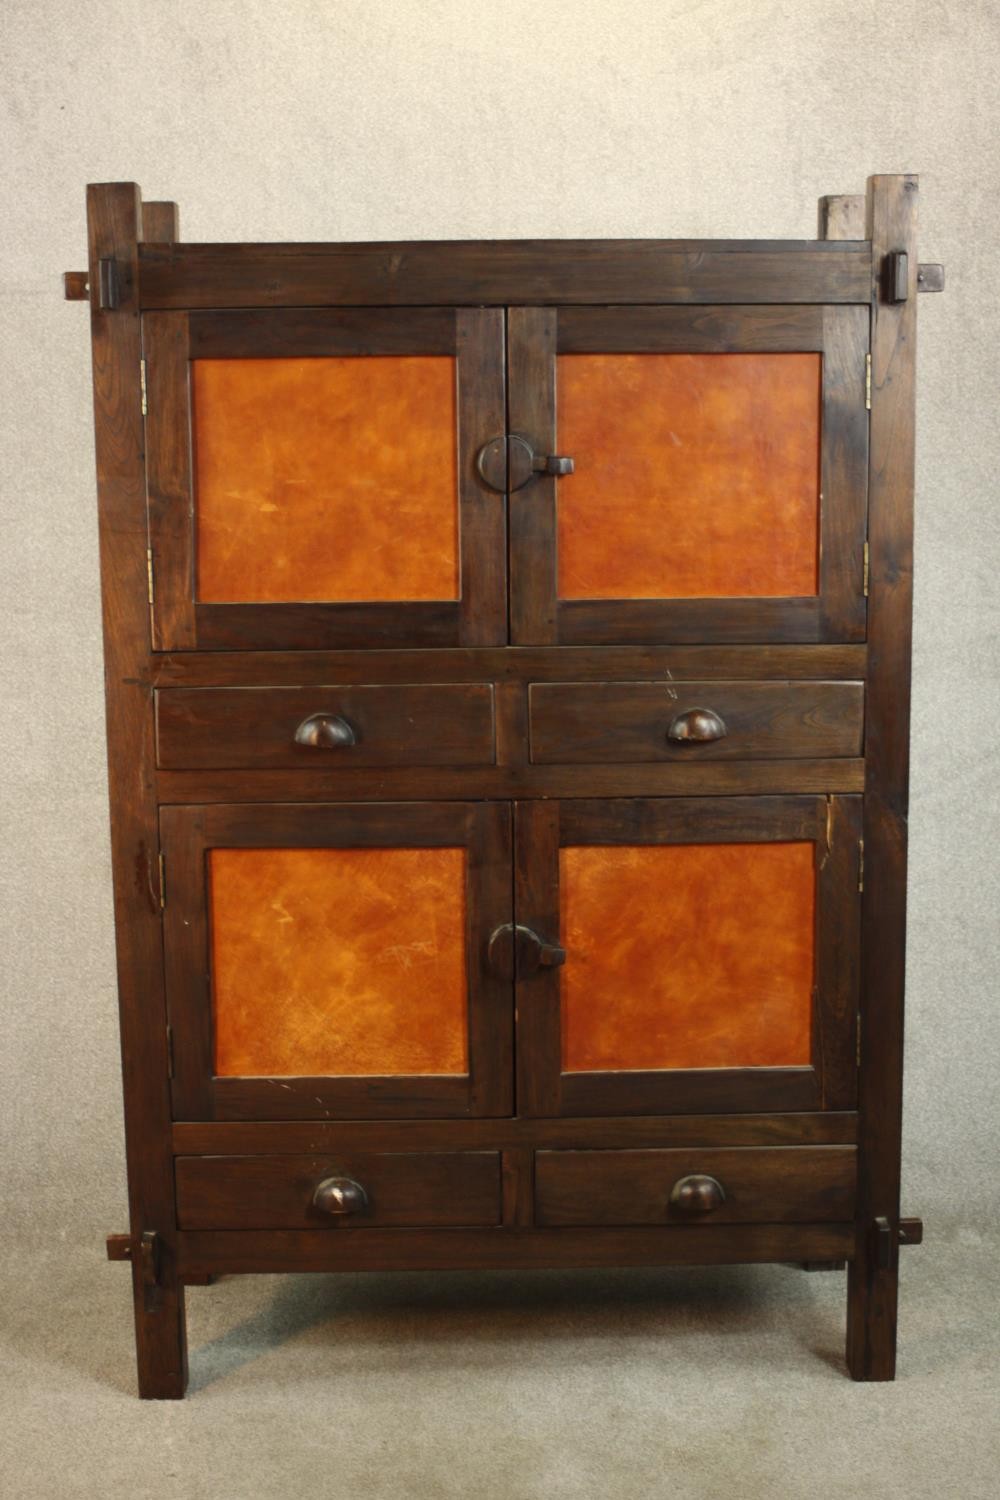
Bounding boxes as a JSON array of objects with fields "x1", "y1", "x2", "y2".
[
  {"x1": 86, "y1": 182, "x2": 188, "y2": 1398},
  {"x1": 846, "y1": 173, "x2": 919, "y2": 1381}
]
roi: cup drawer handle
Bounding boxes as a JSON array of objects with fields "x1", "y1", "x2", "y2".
[
  {"x1": 294, "y1": 713, "x2": 357, "y2": 749},
  {"x1": 666, "y1": 708, "x2": 727, "y2": 744},
  {"x1": 313, "y1": 1177, "x2": 368, "y2": 1216},
  {"x1": 668, "y1": 1174, "x2": 726, "y2": 1216}
]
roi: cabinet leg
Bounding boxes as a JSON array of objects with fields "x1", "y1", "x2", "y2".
[
  {"x1": 846, "y1": 1244, "x2": 898, "y2": 1381},
  {"x1": 131, "y1": 1256, "x2": 188, "y2": 1400}
]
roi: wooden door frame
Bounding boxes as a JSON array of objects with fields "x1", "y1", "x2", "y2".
[
  {"x1": 514, "y1": 795, "x2": 862, "y2": 1117},
  {"x1": 507, "y1": 304, "x2": 869, "y2": 646},
  {"x1": 142, "y1": 306, "x2": 507, "y2": 651},
  {"x1": 160, "y1": 800, "x2": 513, "y2": 1120}
]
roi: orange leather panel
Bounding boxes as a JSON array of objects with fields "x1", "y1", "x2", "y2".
[
  {"x1": 210, "y1": 847, "x2": 468, "y2": 1076},
  {"x1": 556, "y1": 353, "x2": 821, "y2": 599},
  {"x1": 559, "y1": 842, "x2": 815, "y2": 1071},
  {"x1": 193, "y1": 356, "x2": 459, "y2": 602}
]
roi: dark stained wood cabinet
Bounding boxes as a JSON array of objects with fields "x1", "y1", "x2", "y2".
[{"x1": 69, "y1": 177, "x2": 936, "y2": 1397}]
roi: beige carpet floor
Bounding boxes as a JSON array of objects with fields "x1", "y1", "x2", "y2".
[{"x1": 2, "y1": 1219, "x2": 997, "y2": 1500}]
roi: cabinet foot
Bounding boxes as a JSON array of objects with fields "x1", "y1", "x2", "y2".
[
  {"x1": 133, "y1": 1263, "x2": 188, "y2": 1399},
  {"x1": 109, "y1": 1231, "x2": 189, "y2": 1398},
  {"x1": 846, "y1": 1253, "x2": 897, "y2": 1380}
]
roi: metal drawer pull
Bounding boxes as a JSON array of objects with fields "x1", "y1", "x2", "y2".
[
  {"x1": 668, "y1": 1174, "x2": 726, "y2": 1216},
  {"x1": 293, "y1": 713, "x2": 357, "y2": 749},
  {"x1": 666, "y1": 707, "x2": 727, "y2": 744},
  {"x1": 313, "y1": 1177, "x2": 368, "y2": 1216}
]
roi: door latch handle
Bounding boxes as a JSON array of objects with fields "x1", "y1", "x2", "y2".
[
  {"x1": 477, "y1": 435, "x2": 574, "y2": 492},
  {"x1": 533, "y1": 453, "x2": 574, "y2": 477},
  {"x1": 487, "y1": 923, "x2": 566, "y2": 979}
]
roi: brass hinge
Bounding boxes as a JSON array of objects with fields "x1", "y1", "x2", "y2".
[
  {"x1": 856, "y1": 1013, "x2": 862, "y2": 1067},
  {"x1": 858, "y1": 837, "x2": 865, "y2": 893},
  {"x1": 863, "y1": 540, "x2": 870, "y2": 597},
  {"x1": 146, "y1": 548, "x2": 155, "y2": 607},
  {"x1": 140, "y1": 359, "x2": 148, "y2": 416},
  {"x1": 166, "y1": 1024, "x2": 175, "y2": 1078},
  {"x1": 865, "y1": 353, "x2": 872, "y2": 410},
  {"x1": 158, "y1": 850, "x2": 166, "y2": 908}
]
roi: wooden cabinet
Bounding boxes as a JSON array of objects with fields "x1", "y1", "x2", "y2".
[{"x1": 72, "y1": 177, "x2": 933, "y2": 1398}]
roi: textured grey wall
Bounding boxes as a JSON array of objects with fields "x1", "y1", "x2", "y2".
[{"x1": 2, "y1": 0, "x2": 997, "y2": 1250}]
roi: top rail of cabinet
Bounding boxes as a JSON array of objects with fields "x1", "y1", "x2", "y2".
[{"x1": 136, "y1": 238, "x2": 874, "y2": 309}]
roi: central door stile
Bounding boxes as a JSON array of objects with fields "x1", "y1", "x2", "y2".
[
  {"x1": 508, "y1": 309, "x2": 559, "y2": 644},
  {"x1": 513, "y1": 800, "x2": 563, "y2": 1115}
]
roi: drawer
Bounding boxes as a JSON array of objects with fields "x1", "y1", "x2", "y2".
[
  {"x1": 175, "y1": 1151, "x2": 502, "y2": 1230},
  {"x1": 534, "y1": 1147, "x2": 856, "y2": 1226},
  {"x1": 156, "y1": 684, "x2": 495, "y2": 769},
  {"x1": 528, "y1": 681, "x2": 863, "y2": 762}
]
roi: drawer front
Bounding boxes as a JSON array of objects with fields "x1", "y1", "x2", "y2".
[
  {"x1": 156, "y1": 684, "x2": 495, "y2": 769},
  {"x1": 529, "y1": 681, "x2": 863, "y2": 762},
  {"x1": 175, "y1": 1152, "x2": 502, "y2": 1230},
  {"x1": 534, "y1": 1147, "x2": 856, "y2": 1226}
]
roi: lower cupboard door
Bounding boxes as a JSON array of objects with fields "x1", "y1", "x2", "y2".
[
  {"x1": 512, "y1": 796, "x2": 861, "y2": 1117},
  {"x1": 160, "y1": 801, "x2": 512, "y2": 1120}
]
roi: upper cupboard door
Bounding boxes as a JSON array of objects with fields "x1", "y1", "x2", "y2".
[
  {"x1": 508, "y1": 307, "x2": 869, "y2": 645},
  {"x1": 142, "y1": 309, "x2": 506, "y2": 650}
]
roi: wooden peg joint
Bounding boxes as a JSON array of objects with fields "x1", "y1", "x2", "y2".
[
  {"x1": 63, "y1": 271, "x2": 90, "y2": 301},
  {"x1": 882, "y1": 251, "x2": 909, "y2": 303},
  {"x1": 98, "y1": 257, "x2": 121, "y2": 310},
  {"x1": 870, "y1": 1215, "x2": 923, "y2": 1271},
  {"x1": 872, "y1": 1216, "x2": 897, "y2": 1270},
  {"x1": 106, "y1": 1232, "x2": 132, "y2": 1261},
  {"x1": 139, "y1": 1230, "x2": 162, "y2": 1289}
]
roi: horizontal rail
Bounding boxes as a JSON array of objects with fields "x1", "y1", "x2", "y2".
[
  {"x1": 138, "y1": 240, "x2": 873, "y2": 309},
  {"x1": 172, "y1": 1112, "x2": 859, "y2": 1155},
  {"x1": 177, "y1": 1223, "x2": 856, "y2": 1275}
]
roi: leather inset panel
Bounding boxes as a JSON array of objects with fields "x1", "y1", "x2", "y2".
[
  {"x1": 193, "y1": 356, "x2": 459, "y2": 602},
  {"x1": 210, "y1": 846, "x2": 468, "y2": 1076},
  {"x1": 555, "y1": 353, "x2": 821, "y2": 599},
  {"x1": 560, "y1": 842, "x2": 815, "y2": 1071}
]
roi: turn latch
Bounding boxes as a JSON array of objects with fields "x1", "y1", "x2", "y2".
[{"x1": 477, "y1": 434, "x2": 575, "y2": 492}]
